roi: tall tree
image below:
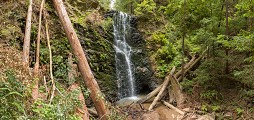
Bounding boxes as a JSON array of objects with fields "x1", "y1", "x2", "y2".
[
  {"x1": 225, "y1": 0, "x2": 229, "y2": 74},
  {"x1": 181, "y1": 0, "x2": 187, "y2": 82},
  {"x1": 32, "y1": 0, "x2": 45, "y2": 100},
  {"x1": 22, "y1": 0, "x2": 33, "y2": 68},
  {"x1": 52, "y1": 0, "x2": 108, "y2": 119}
]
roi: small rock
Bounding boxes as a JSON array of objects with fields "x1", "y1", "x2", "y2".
[
  {"x1": 224, "y1": 112, "x2": 233, "y2": 117},
  {"x1": 190, "y1": 114, "x2": 198, "y2": 119},
  {"x1": 197, "y1": 114, "x2": 215, "y2": 120},
  {"x1": 183, "y1": 108, "x2": 191, "y2": 112}
]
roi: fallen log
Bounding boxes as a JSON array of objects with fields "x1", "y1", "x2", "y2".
[
  {"x1": 162, "y1": 100, "x2": 185, "y2": 115},
  {"x1": 138, "y1": 57, "x2": 197, "y2": 104},
  {"x1": 174, "y1": 56, "x2": 197, "y2": 79},
  {"x1": 138, "y1": 49, "x2": 208, "y2": 104},
  {"x1": 148, "y1": 68, "x2": 176, "y2": 110},
  {"x1": 137, "y1": 84, "x2": 162, "y2": 104},
  {"x1": 177, "y1": 48, "x2": 208, "y2": 82}
]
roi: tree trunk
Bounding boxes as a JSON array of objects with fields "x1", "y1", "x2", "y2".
[
  {"x1": 177, "y1": 48, "x2": 208, "y2": 82},
  {"x1": 34, "y1": 0, "x2": 45, "y2": 75},
  {"x1": 52, "y1": 0, "x2": 108, "y2": 119},
  {"x1": 22, "y1": 0, "x2": 33, "y2": 68},
  {"x1": 225, "y1": 0, "x2": 229, "y2": 74},
  {"x1": 174, "y1": 56, "x2": 196, "y2": 79},
  {"x1": 181, "y1": 0, "x2": 187, "y2": 82},
  {"x1": 32, "y1": 0, "x2": 45, "y2": 100}
]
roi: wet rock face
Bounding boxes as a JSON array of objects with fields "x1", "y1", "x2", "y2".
[
  {"x1": 74, "y1": 21, "x2": 118, "y2": 102},
  {"x1": 128, "y1": 15, "x2": 154, "y2": 94},
  {"x1": 104, "y1": 10, "x2": 118, "y2": 18},
  {"x1": 105, "y1": 11, "x2": 154, "y2": 97}
]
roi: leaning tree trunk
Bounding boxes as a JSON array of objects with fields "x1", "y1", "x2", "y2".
[
  {"x1": 52, "y1": 0, "x2": 108, "y2": 119},
  {"x1": 22, "y1": 0, "x2": 33, "y2": 68}
]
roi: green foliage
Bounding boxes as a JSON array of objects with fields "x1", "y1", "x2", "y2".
[
  {"x1": 239, "y1": 89, "x2": 254, "y2": 104},
  {"x1": 134, "y1": 0, "x2": 156, "y2": 20},
  {"x1": 0, "y1": 69, "x2": 26, "y2": 119},
  {"x1": 211, "y1": 105, "x2": 221, "y2": 112},
  {"x1": 200, "y1": 90, "x2": 219, "y2": 102},
  {"x1": 235, "y1": 107, "x2": 244, "y2": 115},
  {"x1": 192, "y1": 55, "x2": 226, "y2": 88},
  {"x1": 147, "y1": 31, "x2": 180, "y2": 78},
  {"x1": 201, "y1": 104, "x2": 208, "y2": 112},
  {"x1": 98, "y1": 0, "x2": 110, "y2": 10},
  {"x1": 236, "y1": 0, "x2": 254, "y2": 18},
  {"x1": 32, "y1": 86, "x2": 88, "y2": 120},
  {"x1": 32, "y1": 99, "x2": 80, "y2": 120},
  {"x1": 181, "y1": 79, "x2": 194, "y2": 94},
  {"x1": 114, "y1": 0, "x2": 136, "y2": 13}
]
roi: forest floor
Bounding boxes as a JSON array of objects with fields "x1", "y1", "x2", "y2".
[
  {"x1": 116, "y1": 78, "x2": 254, "y2": 120},
  {"x1": 119, "y1": 86, "x2": 254, "y2": 120}
]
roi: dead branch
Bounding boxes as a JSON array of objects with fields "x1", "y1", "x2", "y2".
[
  {"x1": 43, "y1": 76, "x2": 49, "y2": 94},
  {"x1": 177, "y1": 48, "x2": 208, "y2": 82},
  {"x1": 162, "y1": 100, "x2": 185, "y2": 115},
  {"x1": 137, "y1": 84, "x2": 162, "y2": 104},
  {"x1": 148, "y1": 68, "x2": 176, "y2": 110},
  {"x1": 139, "y1": 48, "x2": 208, "y2": 104},
  {"x1": 44, "y1": 9, "x2": 56, "y2": 104},
  {"x1": 174, "y1": 56, "x2": 197, "y2": 79}
]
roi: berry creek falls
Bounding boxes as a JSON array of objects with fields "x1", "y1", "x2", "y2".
[{"x1": 109, "y1": 0, "x2": 154, "y2": 101}]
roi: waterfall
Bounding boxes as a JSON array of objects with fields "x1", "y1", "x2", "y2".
[{"x1": 111, "y1": 0, "x2": 136, "y2": 98}]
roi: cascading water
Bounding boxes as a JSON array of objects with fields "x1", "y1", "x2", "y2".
[{"x1": 110, "y1": 0, "x2": 136, "y2": 98}]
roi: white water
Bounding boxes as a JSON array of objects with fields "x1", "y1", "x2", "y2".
[
  {"x1": 110, "y1": 0, "x2": 116, "y2": 10},
  {"x1": 111, "y1": 1, "x2": 136, "y2": 98}
]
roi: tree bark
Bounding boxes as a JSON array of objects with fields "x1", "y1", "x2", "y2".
[
  {"x1": 52, "y1": 0, "x2": 108, "y2": 119},
  {"x1": 171, "y1": 75, "x2": 184, "y2": 106},
  {"x1": 22, "y1": 0, "x2": 33, "y2": 68},
  {"x1": 34, "y1": 0, "x2": 45, "y2": 75},
  {"x1": 32, "y1": 0, "x2": 45, "y2": 100}
]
